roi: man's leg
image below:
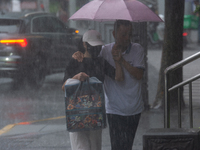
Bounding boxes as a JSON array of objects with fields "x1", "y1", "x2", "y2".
[{"x1": 107, "y1": 113, "x2": 141, "y2": 150}]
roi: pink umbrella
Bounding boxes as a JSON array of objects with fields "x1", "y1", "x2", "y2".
[{"x1": 69, "y1": 0, "x2": 163, "y2": 22}]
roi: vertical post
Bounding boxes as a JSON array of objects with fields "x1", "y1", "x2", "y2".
[
  {"x1": 69, "y1": 0, "x2": 77, "y2": 28},
  {"x1": 141, "y1": 22, "x2": 149, "y2": 110},
  {"x1": 164, "y1": 72, "x2": 170, "y2": 128},
  {"x1": 189, "y1": 83, "x2": 193, "y2": 128},
  {"x1": 42, "y1": 0, "x2": 49, "y2": 12},
  {"x1": 132, "y1": 22, "x2": 149, "y2": 110},
  {"x1": 178, "y1": 88, "x2": 182, "y2": 128},
  {"x1": 12, "y1": 0, "x2": 21, "y2": 12}
]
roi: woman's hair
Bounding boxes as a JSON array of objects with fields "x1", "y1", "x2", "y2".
[
  {"x1": 77, "y1": 37, "x2": 102, "y2": 58},
  {"x1": 77, "y1": 37, "x2": 85, "y2": 53},
  {"x1": 86, "y1": 42, "x2": 102, "y2": 58}
]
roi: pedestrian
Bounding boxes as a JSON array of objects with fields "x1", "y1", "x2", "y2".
[
  {"x1": 72, "y1": 20, "x2": 145, "y2": 150},
  {"x1": 101, "y1": 20, "x2": 145, "y2": 150},
  {"x1": 62, "y1": 30, "x2": 124, "y2": 150}
]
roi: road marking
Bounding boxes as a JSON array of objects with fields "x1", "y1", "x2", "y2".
[
  {"x1": 0, "y1": 116, "x2": 66, "y2": 136},
  {"x1": 17, "y1": 116, "x2": 66, "y2": 125},
  {"x1": 0, "y1": 124, "x2": 17, "y2": 135}
]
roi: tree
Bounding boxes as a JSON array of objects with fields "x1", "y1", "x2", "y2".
[{"x1": 152, "y1": 0, "x2": 185, "y2": 109}]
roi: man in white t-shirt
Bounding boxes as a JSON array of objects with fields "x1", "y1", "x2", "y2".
[
  {"x1": 72, "y1": 20, "x2": 145, "y2": 150},
  {"x1": 100, "y1": 20, "x2": 145, "y2": 150}
]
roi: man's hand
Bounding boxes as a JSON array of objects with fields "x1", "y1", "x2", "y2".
[
  {"x1": 112, "y1": 44, "x2": 122, "y2": 62},
  {"x1": 72, "y1": 72, "x2": 89, "y2": 81},
  {"x1": 72, "y1": 51, "x2": 84, "y2": 62}
]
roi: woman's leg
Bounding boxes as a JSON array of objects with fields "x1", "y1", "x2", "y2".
[
  {"x1": 70, "y1": 131, "x2": 90, "y2": 150},
  {"x1": 89, "y1": 129, "x2": 102, "y2": 150}
]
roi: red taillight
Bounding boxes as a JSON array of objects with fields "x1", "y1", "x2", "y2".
[
  {"x1": 183, "y1": 32, "x2": 188, "y2": 37},
  {"x1": 0, "y1": 38, "x2": 28, "y2": 47}
]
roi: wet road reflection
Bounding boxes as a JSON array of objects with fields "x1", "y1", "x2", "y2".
[{"x1": 0, "y1": 73, "x2": 66, "y2": 129}]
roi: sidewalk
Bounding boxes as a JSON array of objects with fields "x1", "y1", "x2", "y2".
[
  {"x1": 0, "y1": 43, "x2": 200, "y2": 150},
  {"x1": 0, "y1": 107, "x2": 200, "y2": 150}
]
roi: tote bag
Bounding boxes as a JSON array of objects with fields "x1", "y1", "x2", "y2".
[{"x1": 64, "y1": 77, "x2": 106, "y2": 132}]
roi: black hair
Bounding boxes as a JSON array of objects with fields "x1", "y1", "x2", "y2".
[
  {"x1": 114, "y1": 20, "x2": 132, "y2": 32},
  {"x1": 77, "y1": 37, "x2": 85, "y2": 53}
]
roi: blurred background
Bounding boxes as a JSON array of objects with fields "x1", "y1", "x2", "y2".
[{"x1": 0, "y1": 0, "x2": 199, "y2": 44}]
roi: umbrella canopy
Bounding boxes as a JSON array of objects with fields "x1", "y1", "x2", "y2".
[{"x1": 69, "y1": 0, "x2": 163, "y2": 22}]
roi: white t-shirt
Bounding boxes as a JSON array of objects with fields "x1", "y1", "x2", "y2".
[{"x1": 100, "y1": 42, "x2": 145, "y2": 116}]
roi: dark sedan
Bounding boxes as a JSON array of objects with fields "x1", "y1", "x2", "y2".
[{"x1": 0, "y1": 11, "x2": 81, "y2": 88}]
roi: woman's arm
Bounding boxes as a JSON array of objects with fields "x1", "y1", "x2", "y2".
[
  {"x1": 72, "y1": 72, "x2": 89, "y2": 81},
  {"x1": 62, "y1": 72, "x2": 89, "y2": 91},
  {"x1": 72, "y1": 51, "x2": 84, "y2": 62}
]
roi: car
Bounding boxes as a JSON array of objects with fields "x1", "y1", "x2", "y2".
[{"x1": 0, "y1": 11, "x2": 81, "y2": 88}]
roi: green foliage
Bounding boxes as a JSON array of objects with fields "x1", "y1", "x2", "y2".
[
  {"x1": 49, "y1": 1, "x2": 60, "y2": 13},
  {"x1": 195, "y1": 5, "x2": 200, "y2": 14}
]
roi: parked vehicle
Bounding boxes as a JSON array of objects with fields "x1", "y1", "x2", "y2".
[
  {"x1": 147, "y1": 14, "x2": 188, "y2": 49},
  {"x1": 0, "y1": 11, "x2": 81, "y2": 88}
]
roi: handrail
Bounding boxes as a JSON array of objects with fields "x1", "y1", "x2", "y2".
[
  {"x1": 164, "y1": 51, "x2": 200, "y2": 128},
  {"x1": 165, "y1": 51, "x2": 200, "y2": 74},
  {"x1": 169, "y1": 74, "x2": 200, "y2": 91}
]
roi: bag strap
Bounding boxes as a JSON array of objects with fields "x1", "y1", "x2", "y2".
[
  {"x1": 74, "y1": 81, "x2": 83, "y2": 98},
  {"x1": 86, "y1": 78, "x2": 92, "y2": 93}
]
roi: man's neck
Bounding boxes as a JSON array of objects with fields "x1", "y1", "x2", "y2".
[
  {"x1": 121, "y1": 45, "x2": 129, "y2": 52},
  {"x1": 121, "y1": 48, "x2": 127, "y2": 53}
]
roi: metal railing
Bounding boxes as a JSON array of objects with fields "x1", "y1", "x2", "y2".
[{"x1": 164, "y1": 51, "x2": 200, "y2": 128}]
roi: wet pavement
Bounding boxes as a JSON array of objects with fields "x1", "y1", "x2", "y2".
[
  {"x1": 0, "y1": 107, "x2": 199, "y2": 150},
  {"x1": 0, "y1": 43, "x2": 200, "y2": 150}
]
